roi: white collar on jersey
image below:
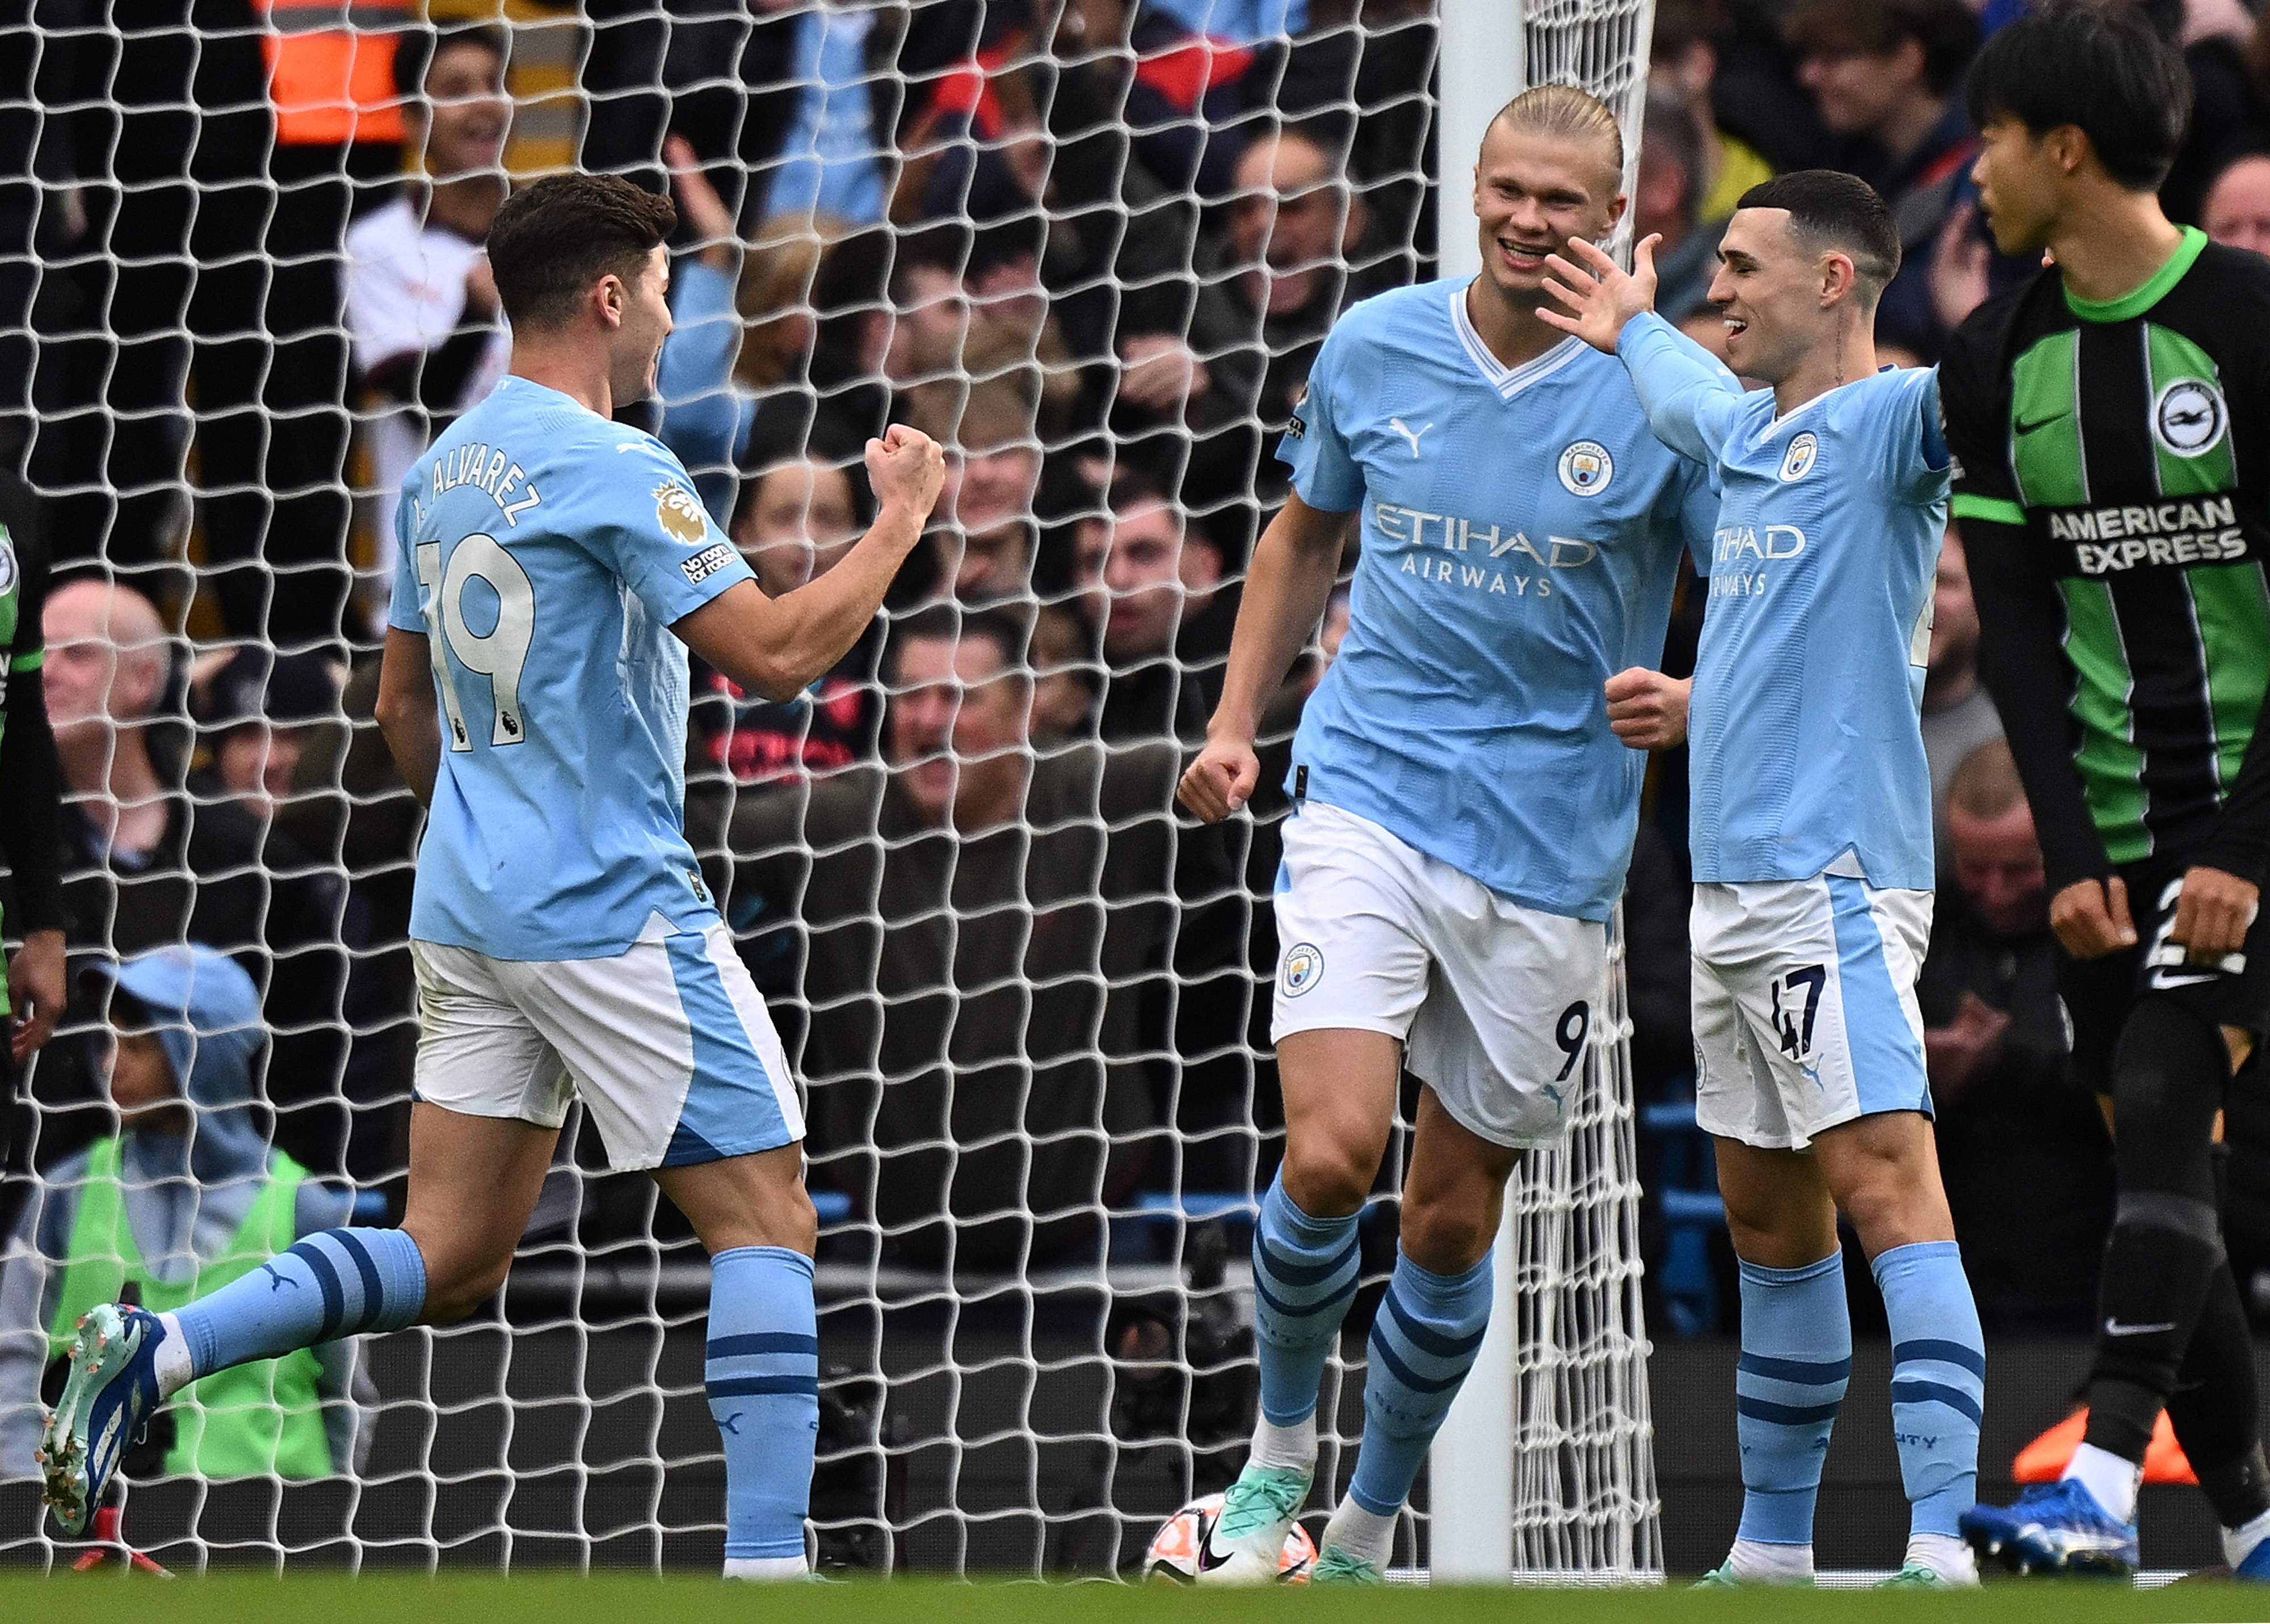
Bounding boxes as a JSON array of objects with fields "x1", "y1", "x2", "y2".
[{"x1": 1451, "y1": 279, "x2": 1588, "y2": 401}]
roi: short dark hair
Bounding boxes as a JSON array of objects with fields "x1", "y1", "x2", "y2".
[
  {"x1": 1785, "y1": 0, "x2": 1977, "y2": 97},
  {"x1": 1106, "y1": 463, "x2": 1175, "y2": 516},
  {"x1": 1736, "y1": 170, "x2": 1902, "y2": 297},
  {"x1": 392, "y1": 22, "x2": 508, "y2": 104},
  {"x1": 886, "y1": 604, "x2": 1029, "y2": 684},
  {"x1": 1965, "y1": 0, "x2": 2192, "y2": 192},
  {"x1": 487, "y1": 173, "x2": 677, "y2": 331}
]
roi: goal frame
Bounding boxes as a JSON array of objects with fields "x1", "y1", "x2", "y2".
[{"x1": 1427, "y1": 0, "x2": 1662, "y2": 1580}]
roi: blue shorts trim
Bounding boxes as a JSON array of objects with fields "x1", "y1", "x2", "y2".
[
  {"x1": 661, "y1": 929, "x2": 798, "y2": 1167},
  {"x1": 1826, "y1": 874, "x2": 1931, "y2": 1121}
]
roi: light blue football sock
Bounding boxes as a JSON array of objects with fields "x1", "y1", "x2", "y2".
[
  {"x1": 706, "y1": 1245, "x2": 819, "y2": 1561},
  {"x1": 1251, "y1": 1173, "x2": 1364, "y2": 1428},
  {"x1": 174, "y1": 1226, "x2": 427, "y2": 1378},
  {"x1": 1348, "y1": 1247, "x2": 1493, "y2": 1516},
  {"x1": 1734, "y1": 1251, "x2": 1851, "y2": 1546},
  {"x1": 1873, "y1": 1240, "x2": 1985, "y2": 1539}
]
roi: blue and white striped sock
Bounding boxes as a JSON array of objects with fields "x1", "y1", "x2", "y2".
[
  {"x1": 1251, "y1": 1173, "x2": 1363, "y2": 1438},
  {"x1": 1734, "y1": 1252, "x2": 1850, "y2": 1548},
  {"x1": 1874, "y1": 1240, "x2": 1985, "y2": 1539},
  {"x1": 1348, "y1": 1247, "x2": 1492, "y2": 1517},
  {"x1": 708, "y1": 1246, "x2": 819, "y2": 1565},
  {"x1": 173, "y1": 1226, "x2": 427, "y2": 1382}
]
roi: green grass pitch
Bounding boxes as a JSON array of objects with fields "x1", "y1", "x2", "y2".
[{"x1": 3, "y1": 1574, "x2": 2269, "y2": 1622}]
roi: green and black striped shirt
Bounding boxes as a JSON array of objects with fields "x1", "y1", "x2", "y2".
[{"x1": 1943, "y1": 228, "x2": 2270, "y2": 890}]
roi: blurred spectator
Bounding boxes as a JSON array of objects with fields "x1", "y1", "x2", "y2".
[
  {"x1": 1919, "y1": 741, "x2": 2111, "y2": 1330},
  {"x1": 0, "y1": 947, "x2": 369, "y2": 1480},
  {"x1": 895, "y1": 6, "x2": 1260, "y2": 444},
  {"x1": 42, "y1": 581, "x2": 373, "y2": 1179},
  {"x1": 1922, "y1": 528, "x2": 2003, "y2": 877},
  {"x1": 1786, "y1": 0, "x2": 1981, "y2": 352},
  {"x1": 1203, "y1": 125, "x2": 1396, "y2": 500},
  {"x1": 1691, "y1": 0, "x2": 1834, "y2": 178},
  {"x1": 1651, "y1": 0, "x2": 1777, "y2": 223},
  {"x1": 1638, "y1": 89, "x2": 1726, "y2": 326},
  {"x1": 899, "y1": 373, "x2": 1046, "y2": 605},
  {"x1": 31, "y1": 8, "x2": 272, "y2": 629},
  {"x1": 1143, "y1": 0, "x2": 1308, "y2": 42},
  {"x1": 691, "y1": 413, "x2": 883, "y2": 792},
  {"x1": 2204, "y1": 153, "x2": 2270, "y2": 253},
  {"x1": 188, "y1": 648, "x2": 343, "y2": 822},
  {"x1": 726, "y1": 607, "x2": 1236, "y2": 1272},
  {"x1": 2156, "y1": 0, "x2": 2268, "y2": 226},
  {"x1": 759, "y1": 0, "x2": 894, "y2": 228},
  {"x1": 1031, "y1": 600, "x2": 1099, "y2": 742},
  {"x1": 659, "y1": 137, "x2": 838, "y2": 523},
  {"x1": 1052, "y1": 0, "x2": 1262, "y2": 201},
  {"x1": 582, "y1": 1, "x2": 979, "y2": 226},
  {"x1": 1082, "y1": 469, "x2": 1227, "y2": 743},
  {"x1": 344, "y1": 24, "x2": 512, "y2": 612}
]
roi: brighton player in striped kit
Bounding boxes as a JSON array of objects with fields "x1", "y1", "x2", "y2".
[
  {"x1": 36, "y1": 173, "x2": 944, "y2": 1577},
  {"x1": 1541, "y1": 170, "x2": 1985, "y2": 1587},
  {"x1": 1178, "y1": 86, "x2": 1717, "y2": 1584}
]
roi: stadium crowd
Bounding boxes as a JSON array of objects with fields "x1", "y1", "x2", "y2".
[{"x1": 10, "y1": 0, "x2": 2270, "y2": 1542}]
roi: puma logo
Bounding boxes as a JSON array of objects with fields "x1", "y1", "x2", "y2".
[
  {"x1": 717, "y1": 1411, "x2": 742, "y2": 1435},
  {"x1": 1389, "y1": 418, "x2": 1434, "y2": 459},
  {"x1": 260, "y1": 1263, "x2": 300, "y2": 1293}
]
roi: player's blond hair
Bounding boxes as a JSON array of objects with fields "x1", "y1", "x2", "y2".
[{"x1": 1488, "y1": 83, "x2": 1626, "y2": 180}]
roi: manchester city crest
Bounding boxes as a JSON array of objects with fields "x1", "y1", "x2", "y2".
[
  {"x1": 1557, "y1": 440, "x2": 1613, "y2": 497},
  {"x1": 1280, "y1": 942, "x2": 1324, "y2": 997},
  {"x1": 1779, "y1": 431, "x2": 1820, "y2": 482}
]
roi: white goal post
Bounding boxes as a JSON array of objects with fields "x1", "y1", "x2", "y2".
[{"x1": 1428, "y1": 0, "x2": 1662, "y2": 1583}]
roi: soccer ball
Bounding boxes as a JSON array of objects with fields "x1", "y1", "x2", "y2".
[{"x1": 1142, "y1": 1492, "x2": 1317, "y2": 1583}]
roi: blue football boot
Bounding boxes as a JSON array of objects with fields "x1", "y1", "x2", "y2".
[
  {"x1": 36, "y1": 1302, "x2": 166, "y2": 1536},
  {"x1": 1959, "y1": 1479, "x2": 2138, "y2": 1577}
]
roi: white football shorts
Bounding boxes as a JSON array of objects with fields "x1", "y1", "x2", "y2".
[
  {"x1": 1271, "y1": 801, "x2": 1608, "y2": 1148},
  {"x1": 410, "y1": 915, "x2": 804, "y2": 1171},
  {"x1": 1691, "y1": 871, "x2": 1933, "y2": 1151}
]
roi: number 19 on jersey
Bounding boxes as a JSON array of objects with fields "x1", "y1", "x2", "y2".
[{"x1": 417, "y1": 535, "x2": 535, "y2": 750}]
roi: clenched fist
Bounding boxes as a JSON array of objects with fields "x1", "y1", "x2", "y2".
[
  {"x1": 1605, "y1": 667, "x2": 1690, "y2": 751},
  {"x1": 867, "y1": 425, "x2": 947, "y2": 519},
  {"x1": 1179, "y1": 735, "x2": 1260, "y2": 822}
]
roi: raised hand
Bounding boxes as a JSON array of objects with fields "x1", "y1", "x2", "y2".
[
  {"x1": 664, "y1": 134, "x2": 739, "y2": 269},
  {"x1": 1537, "y1": 233, "x2": 1662, "y2": 354},
  {"x1": 866, "y1": 424, "x2": 947, "y2": 518}
]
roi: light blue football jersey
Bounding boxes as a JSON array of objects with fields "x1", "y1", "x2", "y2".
[
  {"x1": 388, "y1": 375, "x2": 758, "y2": 960},
  {"x1": 1281, "y1": 279, "x2": 1721, "y2": 921},
  {"x1": 1615, "y1": 312, "x2": 1950, "y2": 891}
]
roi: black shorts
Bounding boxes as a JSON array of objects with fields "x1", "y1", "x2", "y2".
[{"x1": 2058, "y1": 855, "x2": 2270, "y2": 1093}]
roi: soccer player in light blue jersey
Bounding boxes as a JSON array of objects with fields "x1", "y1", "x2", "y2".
[
  {"x1": 1542, "y1": 170, "x2": 1983, "y2": 1587},
  {"x1": 1176, "y1": 86, "x2": 1716, "y2": 1584},
  {"x1": 36, "y1": 174, "x2": 945, "y2": 1576}
]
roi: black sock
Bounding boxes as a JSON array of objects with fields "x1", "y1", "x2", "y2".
[
  {"x1": 2084, "y1": 1198, "x2": 2223, "y2": 1461},
  {"x1": 2084, "y1": 1001, "x2": 2229, "y2": 1462},
  {"x1": 2167, "y1": 1148, "x2": 2270, "y2": 1529}
]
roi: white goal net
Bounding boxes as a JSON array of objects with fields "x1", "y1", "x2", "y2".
[{"x1": 0, "y1": 0, "x2": 1657, "y2": 1577}]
